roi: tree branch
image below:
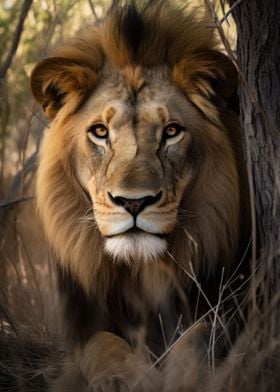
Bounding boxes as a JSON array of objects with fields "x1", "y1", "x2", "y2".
[
  {"x1": 0, "y1": 197, "x2": 34, "y2": 210},
  {"x1": 221, "y1": 0, "x2": 243, "y2": 24},
  {"x1": 0, "y1": 0, "x2": 33, "y2": 80},
  {"x1": 87, "y1": 0, "x2": 99, "y2": 20}
]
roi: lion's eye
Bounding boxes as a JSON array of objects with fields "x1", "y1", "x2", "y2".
[
  {"x1": 162, "y1": 123, "x2": 185, "y2": 145},
  {"x1": 87, "y1": 124, "x2": 109, "y2": 143}
]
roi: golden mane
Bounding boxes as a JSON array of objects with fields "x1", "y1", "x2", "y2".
[
  {"x1": 52, "y1": 1, "x2": 217, "y2": 68},
  {"x1": 33, "y1": 1, "x2": 249, "y2": 299},
  {"x1": 32, "y1": 1, "x2": 235, "y2": 120}
]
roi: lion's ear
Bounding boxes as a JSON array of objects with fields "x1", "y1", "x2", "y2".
[
  {"x1": 201, "y1": 50, "x2": 238, "y2": 99},
  {"x1": 173, "y1": 50, "x2": 238, "y2": 117},
  {"x1": 30, "y1": 57, "x2": 97, "y2": 119}
]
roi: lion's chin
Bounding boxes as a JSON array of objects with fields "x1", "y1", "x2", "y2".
[{"x1": 104, "y1": 232, "x2": 167, "y2": 263}]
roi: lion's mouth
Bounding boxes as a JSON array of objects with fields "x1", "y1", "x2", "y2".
[{"x1": 105, "y1": 227, "x2": 168, "y2": 239}]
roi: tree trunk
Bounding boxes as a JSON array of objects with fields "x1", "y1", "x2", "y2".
[{"x1": 229, "y1": 0, "x2": 280, "y2": 253}]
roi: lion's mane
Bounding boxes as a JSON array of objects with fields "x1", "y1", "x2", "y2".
[{"x1": 32, "y1": 0, "x2": 250, "y2": 349}]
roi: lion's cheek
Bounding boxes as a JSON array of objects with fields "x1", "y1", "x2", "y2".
[
  {"x1": 136, "y1": 212, "x2": 177, "y2": 234},
  {"x1": 94, "y1": 211, "x2": 134, "y2": 237}
]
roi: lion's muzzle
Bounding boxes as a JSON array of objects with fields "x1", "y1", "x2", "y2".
[
  {"x1": 93, "y1": 189, "x2": 177, "y2": 262},
  {"x1": 108, "y1": 190, "x2": 163, "y2": 217}
]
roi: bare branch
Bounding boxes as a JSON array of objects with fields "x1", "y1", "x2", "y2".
[
  {"x1": 0, "y1": 197, "x2": 34, "y2": 210},
  {"x1": 221, "y1": 0, "x2": 243, "y2": 24},
  {"x1": 0, "y1": 152, "x2": 37, "y2": 223},
  {"x1": 87, "y1": 0, "x2": 99, "y2": 20},
  {"x1": 0, "y1": 0, "x2": 33, "y2": 80}
]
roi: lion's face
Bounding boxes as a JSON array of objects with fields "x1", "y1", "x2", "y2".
[
  {"x1": 31, "y1": 7, "x2": 244, "y2": 289},
  {"x1": 75, "y1": 67, "x2": 197, "y2": 262}
]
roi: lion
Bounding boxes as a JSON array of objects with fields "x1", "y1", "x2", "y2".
[{"x1": 30, "y1": 1, "x2": 251, "y2": 390}]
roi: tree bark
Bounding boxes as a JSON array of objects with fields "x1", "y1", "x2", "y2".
[{"x1": 229, "y1": 0, "x2": 280, "y2": 253}]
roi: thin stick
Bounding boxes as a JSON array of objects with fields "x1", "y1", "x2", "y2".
[
  {"x1": 87, "y1": 0, "x2": 99, "y2": 20},
  {"x1": 0, "y1": 0, "x2": 33, "y2": 80},
  {"x1": 0, "y1": 197, "x2": 34, "y2": 209},
  {"x1": 220, "y1": 0, "x2": 243, "y2": 24}
]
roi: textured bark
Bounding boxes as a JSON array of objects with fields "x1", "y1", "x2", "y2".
[{"x1": 229, "y1": 0, "x2": 280, "y2": 252}]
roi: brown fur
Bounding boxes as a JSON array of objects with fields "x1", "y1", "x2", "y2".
[{"x1": 31, "y1": 1, "x2": 250, "y2": 390}]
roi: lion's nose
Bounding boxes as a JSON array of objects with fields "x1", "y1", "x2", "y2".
[{"x1": 108, "y1": 191, "x2": 162, "y2": 217}]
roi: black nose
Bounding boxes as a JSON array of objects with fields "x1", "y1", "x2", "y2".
[{"x1": 108, "y1": 191, "x2": 162, "y2": 217}]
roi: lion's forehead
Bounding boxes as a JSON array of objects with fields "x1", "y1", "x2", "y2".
[
  {"x1": 81, "y1": 72, "x2": 196, "y2": 139},
  {"x1": 73, "y1": 68, "x2": 197, "y2": 196}
]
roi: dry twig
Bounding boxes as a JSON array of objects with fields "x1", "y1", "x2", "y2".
[
  {"x1": 0, "y1": 0, "x2": 33, "y2": 80},
  {"x1": 220, "y1": 0, "x2": 243, "y2": 24},
  {"x1": 88, "y1": 0, "x2": 99, "y2": 20}
]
